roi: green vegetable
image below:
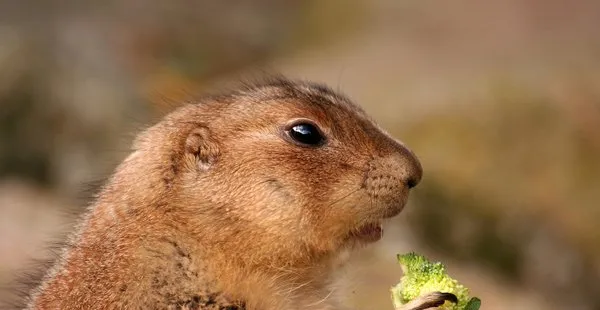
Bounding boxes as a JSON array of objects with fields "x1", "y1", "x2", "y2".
[
  {"x1": 390, "y1": 253, "x2": 481, "y2": 310},
  {"x1": 464, "y1": 297, "x2": 481, "y2": 310}
]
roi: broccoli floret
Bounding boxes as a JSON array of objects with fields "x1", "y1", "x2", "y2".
[{"x1": 390, "y1": 253, "x2": 479, "y2": 310}]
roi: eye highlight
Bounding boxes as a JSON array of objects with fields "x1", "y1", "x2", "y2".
[{"x1": 285, "y1": 121, "x2": 326, "y2": 147}]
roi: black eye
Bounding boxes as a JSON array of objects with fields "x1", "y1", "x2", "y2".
[{"x1": 287, "y1": 122, "x2": 325, "y2": 146}]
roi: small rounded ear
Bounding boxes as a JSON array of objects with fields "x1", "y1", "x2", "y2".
[{"x1": 184, "y1": 126, "x2": 220, "y2": 171}]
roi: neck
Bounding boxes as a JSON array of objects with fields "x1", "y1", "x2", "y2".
[{"x1": 186, "y1": 218, "x2": 342, "y2": 309}]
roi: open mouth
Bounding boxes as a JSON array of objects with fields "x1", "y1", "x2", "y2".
[{"x1": 349, "y1": 222, "x2": 383, "y2": 243}]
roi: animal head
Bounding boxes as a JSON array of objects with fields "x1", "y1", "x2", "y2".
[{"x1": 128, "y1": 77, "x2": 422, "y2": 270}]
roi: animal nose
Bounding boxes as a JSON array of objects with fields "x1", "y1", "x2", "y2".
[
  {"x1": 402, "y1": 147, "x2": 422, "y2": 189},
  {"x1": 364, "y1": 148, "x2": 422, "y2": 197},
  {"x1": 366, "y1": 139, "x2": 423, "y2": 192}
]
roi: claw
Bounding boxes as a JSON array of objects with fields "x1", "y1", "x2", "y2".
[{"x1": 395, "y1": 291, "x2": 458, "y2": 310}]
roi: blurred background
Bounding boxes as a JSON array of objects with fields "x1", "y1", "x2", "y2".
[{"x1": 0, "y1": 0, "x2": 599, "y2": 309}]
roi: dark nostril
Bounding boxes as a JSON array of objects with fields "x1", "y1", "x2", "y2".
[
  {"x1": 404, "y1": 149, "x2": 423, "y2": 189},
  {"x1": 406, "y1": 177, "x2": 418, "y2": 189}
]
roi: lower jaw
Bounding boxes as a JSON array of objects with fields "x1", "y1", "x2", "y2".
[{"x1": 349, "y1": 222, "x2": 383, "y2": 244}]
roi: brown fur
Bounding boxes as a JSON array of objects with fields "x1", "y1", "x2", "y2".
[{"x1": 25, "y1": 77, "x2": 435, "y2": 310}]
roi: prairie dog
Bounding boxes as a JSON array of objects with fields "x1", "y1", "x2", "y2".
[{"x1": 26, "y1": 77, "x2": 451, "y2": 309}]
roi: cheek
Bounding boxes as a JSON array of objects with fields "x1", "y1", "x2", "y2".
[
  {"x1": 217, "y1": 138, "x2": 368, "y2": 239},
  {"x1": 317, "y1": 174, "x2": 367, "y2": 218},
  {"x1": 304, "y1": 189, "x2": 366, "y2": 244},
  {"x1": 213, "y1": 165, "x2": 306, "y2": 239},
  {"x1": 244, "y1": 180, "x2": 302, "y2": 228}
]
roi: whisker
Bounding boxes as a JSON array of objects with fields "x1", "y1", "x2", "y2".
[
  {"x1": 280, "y1": 279, "x2": 314, "y2": 298},
  {"x1": 326, "y1": 188, "x2": 360, "y2": 208},
  {"x1": 305, "y1": 286, "x2": 336, "y2": 307}
]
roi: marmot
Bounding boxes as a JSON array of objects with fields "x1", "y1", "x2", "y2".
[{"x1": 25, "y1": 77, "x2": 454, "y2": 310}]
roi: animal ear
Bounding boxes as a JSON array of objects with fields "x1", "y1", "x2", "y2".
[{"x1": 184, "y1": 126, "x2": 220, "y2": 171}]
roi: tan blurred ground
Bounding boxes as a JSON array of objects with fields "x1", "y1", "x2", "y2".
[{"x1": 1, "y1": 0, "x2": 599, "y2": 309}]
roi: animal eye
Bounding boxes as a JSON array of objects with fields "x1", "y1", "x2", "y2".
[{"x1": 287, "y1": 122, "x2": 325, "y2": 146}]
